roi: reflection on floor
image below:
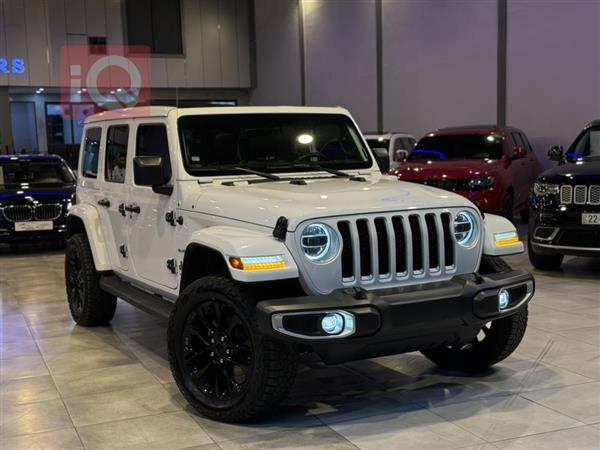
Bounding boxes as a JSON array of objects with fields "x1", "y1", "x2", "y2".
[{"x1": 1, "y1": 243, "x2": 599, "y2": 449}]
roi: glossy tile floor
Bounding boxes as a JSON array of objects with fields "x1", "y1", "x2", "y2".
[{"x1": 1, "y1": 242, "x2": 599, "y2": 449}]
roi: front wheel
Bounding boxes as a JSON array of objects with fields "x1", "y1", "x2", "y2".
[
  {"x1": 65, "y1": 233, "x2": 116, "y2": 326},
  {"x1": 421, "y1": 255, "x2": 528, "y2": 372},
  {"x1": 168, "y1": 276, "x2": 298, "y2": 422}
]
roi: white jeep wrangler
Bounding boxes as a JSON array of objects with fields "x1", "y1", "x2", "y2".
[{"x1": 66, "y1": 106, "x2": 534, "y2": 422}]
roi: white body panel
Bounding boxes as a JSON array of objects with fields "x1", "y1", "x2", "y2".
[{"x1": 69, "y1": 106, "x2": 523, "y2": 300}]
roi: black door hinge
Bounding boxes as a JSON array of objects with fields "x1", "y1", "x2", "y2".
[
  {"x1": 118, "y1": 203, "x2": 126, "y2": 217},
  {"x1": 165, "y1": 210, "x2": 176, "y2": 226},
  {"x1": 176, "y1": 215, "x2": 184, "y2": 226},
  {"x1": 119, "y1": 244, "x2": 128, "y2": 258},
  {"x1": 166, "y1": 258, "x2": 177, "y2": 274}
]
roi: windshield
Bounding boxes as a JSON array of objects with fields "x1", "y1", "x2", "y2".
[
  {"x1": 568, "y1": 126, "x2": 600, "y2": 161},
  {"x1": 366, "y1": 138, "x2": 390, "y2": 150},
  {"x1": 178, "y1": 113, "x2": 372, "y2": 176},
  {"x1": 0, "y1": 160, "x2": 75, "y2": 190},
  {"x1": 410, "y1": 134, "x2": 504, "y2": 161}
]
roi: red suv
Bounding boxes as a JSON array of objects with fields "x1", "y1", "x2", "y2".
[{"x1": 392, "y1": 125, "x2": 540, "y2": 221}]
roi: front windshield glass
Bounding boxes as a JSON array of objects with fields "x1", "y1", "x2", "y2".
[
  {"x1": 178, "y1": 113, "x2": 372, "y2": 176},
  {"x1": 366, "y1": 138, "x2": 390, "y2": 150},
  {"x1": 0, "y1": 160, "x2": 75, "y2": 190},
  {"x1": 410, "y1": 134, "x2": 504, "y2": 161},
  {"x1": 568, "y1": 126, "x2": 600, "y2": 161}
]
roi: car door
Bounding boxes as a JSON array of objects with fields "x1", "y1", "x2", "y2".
[
  {"x1": 127, "y1": 121, "x2": 179, "y2": 290},
  {"x1": 99, "y1": 123, "x2": 131, "y2": 272}
]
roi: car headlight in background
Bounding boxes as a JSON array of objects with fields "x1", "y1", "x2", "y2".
[
  {"x1": 533, "y1": 182, "x2": 559, "y2": 195},
  {"x1": 301, "y1": 223, "x2": 340, "y2": 263},
  {"x1": 454, "y1": 210, "x2": 478, "y2": 247},
  {"x1": 468, "y1": 176, "x2": 495, "y2": 190}
]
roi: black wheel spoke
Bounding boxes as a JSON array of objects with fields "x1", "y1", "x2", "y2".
[{"x1": 180, "y1": 298, "x2": 253, "y2": 404}]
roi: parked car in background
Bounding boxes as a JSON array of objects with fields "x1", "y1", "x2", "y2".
[
  {"x1": 392, "y1": 126, "x2": 540, "y2": 221},
  {"x1": 364, "y1": 132, "x2": 416, "y2": 172},
  {"x1": 0, "y1": 155, "x2": 76, "y2": 246},
  {"x1": 528, "y1": 120, "x2": 600, "y2": 269}
]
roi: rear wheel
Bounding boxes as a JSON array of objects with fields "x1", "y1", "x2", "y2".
[
  {"x1": 168, "y1": 276, "x2": 298, "y2": 422},
  {"x1": 65, "y1": 233, "x2": 116, "y2": 326},
  {"x1": 528, "y1": 237, "x2": 563, "y2": 270},
  {"x1": 421, "y1": 256, "x2": 528, "y2": 372},
  {"x1": 501, "y1": 191, "x2": 514, "y2": 222}
]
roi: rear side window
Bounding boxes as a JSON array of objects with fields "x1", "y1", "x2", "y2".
[
  {"x1": 135, "y1": 124, "x2": 172, "y2": 184},
  {"x1": 81, "y1": 127, "x2": 102, "y2": 178},
  {"x1": 519, "y1": 133, "x2": 532, "y2": 152},
  {"x1": 105, "y1": 125, "x2": 129, "y2": 183}
]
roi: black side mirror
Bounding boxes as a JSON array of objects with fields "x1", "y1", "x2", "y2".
[
  {"x1": 133, "y1": 156, "x2": 173, "y2": 195},
  {"x1": 372, "y1": 147, "x2": 390, "y2": 173},
  {"x1": 548, "y1": 145, "x2": 565, "y2": 165}
]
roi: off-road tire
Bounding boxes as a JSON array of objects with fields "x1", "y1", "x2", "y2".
[
  {"x1": 65, "y1": 233, "x2": 117, "y2": 326},
  {"x1": 421, "y1": 255, "x2": 528, "y2": 372},
  {"x1": 528, "y1": 238, "x2": 563, "y2": 270},
  {"x1": 168, "y1": 276, "x2": 298, "y2": 422}
]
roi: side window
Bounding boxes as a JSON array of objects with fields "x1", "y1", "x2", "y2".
[
  {"x1": 135, "y1": 124, "x2": 172, "y2": 184},
  {"x1": 81, "y1": 127, "x2": 102, "y2": 178},
  {"x1": 509, "y1": 133, "x2": 520, "y2": 150},
  {"x1": 105, "y1": 125, "x2": 129, "y2": 183},
  {"x1": 519, "y1": 133, "x2": 532, "y2": 152},
  {"x1": 394, "y1": 138, "x2": 405, "y2": 151}
]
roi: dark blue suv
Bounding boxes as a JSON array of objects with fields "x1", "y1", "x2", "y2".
[{"x1": 0, "y1": 155, "x2": 76, "y2": 245}]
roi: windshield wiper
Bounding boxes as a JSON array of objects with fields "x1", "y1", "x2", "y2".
[
  {"x1": 233, "y1": 167, "x2": 281, "y2": 181},
  {"x1": 292, "y1": 163, "x2": 351, "y2": 178}
]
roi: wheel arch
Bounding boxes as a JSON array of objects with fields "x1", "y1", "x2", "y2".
[{"x1": 66, "y1": 205, "x2": 112, "y2": 271}]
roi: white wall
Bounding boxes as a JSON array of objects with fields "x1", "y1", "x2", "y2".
[
  {"x1": 382, "y1": 0, "x2": 498, "y2": 138},
  {"x1": 303, "y1": 0, "x2": 378, "y2": 132},
  {"x1": 507, "y1": 0, "x2": 600, "y2": 167},
  {"x1": 0, "y1": 0, "x2": 252, "y2": 88},
  {"x1": 250, "y1": 0, "x2": 302, "y2": 105}
]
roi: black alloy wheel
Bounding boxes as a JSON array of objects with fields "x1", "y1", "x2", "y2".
[
  {"x1": 180, "y1": 299, "x2": 253, "y2": 408},
  {"x1": 66, "y1": 248, "x2": 85, "y2": 315}
]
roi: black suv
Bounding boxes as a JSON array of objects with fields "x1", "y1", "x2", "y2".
[
  {"x1": 528, "y1": 120, "x2": 600, "y2": 269},
  {"x1": 0, "y1": 155, "x2": 76, "y2": 245}
]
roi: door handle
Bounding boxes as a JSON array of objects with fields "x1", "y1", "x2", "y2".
[
  {"x1": 118, "y1": 203, "x2": 126, "y2": 216},
  {"x1": 125, "y1": 203, "x2": 141, "y2": 214},
  {"x1": 97, "y1": 198, "x2": 111, "y2": 208}
]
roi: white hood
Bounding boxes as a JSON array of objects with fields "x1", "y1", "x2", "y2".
[{"x1": 183, "y1": 175, "x2": 475, "y2": 231}]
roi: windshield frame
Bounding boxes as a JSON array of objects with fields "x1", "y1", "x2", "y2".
[
  {"x1": 0, "y1": 159, "x2": 75, "y2": 190},
  {"x1": 177, "y1": 112, "x2": 374, "y2": 178}
]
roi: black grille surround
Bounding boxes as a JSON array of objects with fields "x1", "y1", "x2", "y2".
[{"x1": 1, "y1": 203, "x2": 63, "y2": 222}]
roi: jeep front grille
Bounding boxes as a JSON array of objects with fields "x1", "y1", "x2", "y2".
[
  {"x1": 34, "y1": 204, "x2": 63, "y2": 220},
  {"x1": 2, "y1": 205, "x2": 33, "y2": 222},
  {"x1": 337, "y1": 212, "x2": 455, "y2": 284},
  {"x1": 560, "y1": 185, "x2": 600, "y2": 205}
]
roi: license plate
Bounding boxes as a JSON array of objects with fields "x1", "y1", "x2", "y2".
[
  {"x1": 582, "y1": 213, "x2": 600, "y2": 225},
  {"x1": 14, "y1": 221, "x2": 53, "y2": 232}
]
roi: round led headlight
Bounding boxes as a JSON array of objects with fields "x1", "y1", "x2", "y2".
[
  {"x1": 300, "y1": 223, "x2": 340, "y2": 263},
  {"x1": 453, "y1": 210, "x2": 478, "y2": 247}
]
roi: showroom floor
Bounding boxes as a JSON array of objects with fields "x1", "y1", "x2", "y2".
[{"x1": 1, "y1": 239, "x2": 599, "y2": 449}]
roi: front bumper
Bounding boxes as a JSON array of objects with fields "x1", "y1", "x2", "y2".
[
  {"x1": 529, "y1": 206, "x2": 600, "y2": 257},
  {"x1": 256, "y1": 270, "x2": 534, "y2": 364},
  {"x1": 0, "y1": 222, "x2": 67, "y2": 243}
]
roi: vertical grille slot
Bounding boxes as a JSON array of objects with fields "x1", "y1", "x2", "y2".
[
  {"x1": 441, "y1": 213, "x2": 455, "y2": 267},
  {"x1": 391, "y1": 216, "x2": 407, "y2": 273},
  {"x1": 356, "y1": 219, "x2": 372, "y2": 278},
  {"x1": 589, "y1": 186, "x2": 600, "y2": 205},
  {"x1": 374, "y1": 218, "x2": 389, "y2": 276},
  {"x1": 408, "y1": 215, "x2": 423, "y2": 272},
  {"x1": 34, "y1": 204, "x2": 62, "y2": 220},
  {"x1": 337, "y1": 221, "x2": 354, "y2": 280},
  {"x1": 425, "y1": 214, "x2": 439, "y2": 269},
  {"x1": 560, "y1": 185, "x2": 573, "y2": 204},
  {"x1": 574, "y1": 185, "x2": 587, "y2": 204}
]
